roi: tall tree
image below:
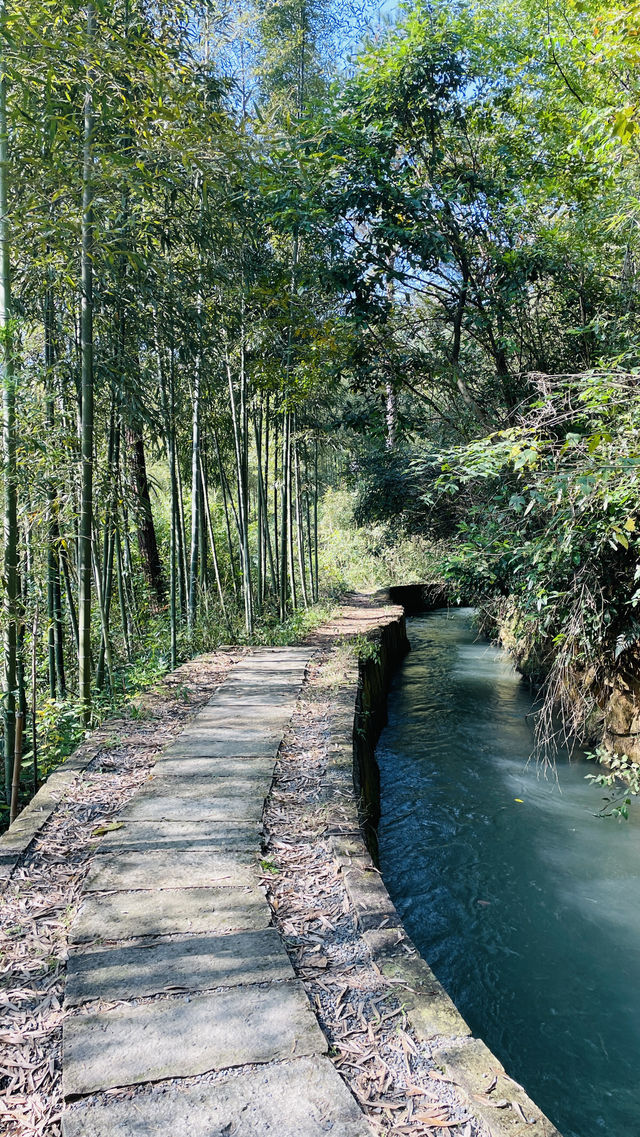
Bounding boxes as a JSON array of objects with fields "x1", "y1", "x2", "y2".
[{"x1": 78, "y1": 2, "x2": 96, "y2": 721}]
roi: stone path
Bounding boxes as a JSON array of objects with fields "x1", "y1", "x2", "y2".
[{"x1": 61, "y1": 647, "x2": 372, "y2": 1136}]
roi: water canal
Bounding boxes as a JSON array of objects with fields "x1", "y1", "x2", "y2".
[{"x1": 376, "y1": 608, "x2": 640, "y2": 1137}]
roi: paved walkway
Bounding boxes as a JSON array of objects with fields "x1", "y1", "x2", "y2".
[{"x1": 62, "y1": 648, "x2": 371, "y2": 1136}]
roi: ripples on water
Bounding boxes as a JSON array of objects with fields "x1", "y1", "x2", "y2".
[{"x1": 376, "y1": 608, "x2": 640, "y2": 1137}]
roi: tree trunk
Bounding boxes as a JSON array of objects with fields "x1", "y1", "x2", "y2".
[
  {"x1": 199, "y1": 452, "x2": 230, "y2": 633},
  {"x1": 212, "y1": 424, "x2": 240, "y2": 600},
  {"x1": 125, "y1": 420, "x2": 166, "y2": 612},
  {"x1": 279, "y1": 409, "x2": 290, "y2": 619},
  {"x1": 188, "y1": 350, "x2": 201, "y2": 631},
  {"x1": 293, "y1": 427, "x2": 308, "y2": 608},
  {"x1": 155, "y1": 319, "x2": 179, "y2": 668}
]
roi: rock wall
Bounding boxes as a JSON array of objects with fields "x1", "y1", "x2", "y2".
[
  {"x1": 373, "y1": 581, "x2": 450, "y2": 615},
  {"x1": 354, "y1": 582, "x2": 453, "y2": 860},
  {"x1": 602, "y1": 667, "x2": 640, "y2": 761},
  {"x1": 353, "y1": 610, "x2": 410, "y2": 860}
]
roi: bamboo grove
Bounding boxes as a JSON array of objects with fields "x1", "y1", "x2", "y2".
[
  {"x1": 6, "y1": 0, "x2": 640, "y2": 820},
  {"x1": 0, "y1": 0, "x2": 356, "y2": 821}
]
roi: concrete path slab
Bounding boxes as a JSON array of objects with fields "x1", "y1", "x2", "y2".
[
  {"x1": 65, "y1": 928, "x2": 294, "y2": 1005},
  {"x1": 116, "y1": 779, "x2": 270, "y2": 823},
  {"x1": 207, "y1": 703, "x2": 295, "y2": 717},
  {"x1": 149, "y1": 753, "x2": 276, "y2": 779},
  {"x1": 63, "y1": 981, "x2": 327, "y2": 1096},
  {"x1": 230, "y1": 657, "x2": 308, "y2": 670},
  {"x1": 83, "y1": 848, "x2": 256, "y2": 892},
  {"x1": 61, "y1": 1056, "x2": 371, "y2": 1137},
  {"x1": 151, "y1": 755, "x2": 274, "y2": 778},
  {"x1": 70, "y1": 885, "x2": 270, "y2": 944},
  {"x1": 93, "y1": 819, "x2": 261, "y2": 853},
  {"x1": 209, "y1": 691, "x2": 297, "y2": 708},
  {"x1": 160, "y1": 734, "x2": 282, "y2": 760},
  {"x1": 60, "y1": 646, "x2": 350, "y2": 1134},
  {"x1": 215, "y1": 690, "x2": 300, "y2": 707},
  {"x1": 222, "y1": 677, "x2": 303, "y2": 691},
  {"x1": 169, "y1": 722, "x2": 284, "y2": 742},
  {"x1": 176, "y1": 724, "x2": 291, "y2": 747},
  {"x1": 226, "y1": 648, "x2": 309, "y2": 660},
  {"x1": 224, "y1": 666, "x2": 306, "y2": 681},
  {"x1": 191, "y1": 705, "x2": 295, "y2": 725},
  {"x1": 231, "y1": 665, "x2": 309, "y2": 677}
]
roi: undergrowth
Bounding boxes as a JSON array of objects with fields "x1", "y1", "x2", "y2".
[
  {"x1": 585, "y1": 748, "x2": 640, "y2": 820},
  {"x1": 317, "y1": 488, "x2": 445, "y2": 593},
  {"x1": 1, "y1": 597, "x2": 336, "y2": 833}
]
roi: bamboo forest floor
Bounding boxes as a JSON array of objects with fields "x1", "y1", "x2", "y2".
[{"x1": 0, "y1": 599, "x2": 555, "y2": 1137}]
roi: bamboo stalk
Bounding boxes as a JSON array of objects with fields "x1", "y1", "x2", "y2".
[
  {"x1": 313, "y1": 434, "x2": 319, "y2": 602},
  {"x1": 60, "y1": 544, "x2": 80, "y2": 652},
  {"x1": 188, "y1": 346, "x2": 201, "y2": 632},
  {"x1": 293, "y1": 425, "x2": 309, "y2": 608},
  {"x1": 78, "y1": 2, "x2": 96, "y2": 723},
  {"x1": 175, "y1": 447, "x2": 189, "y2": 614},
  {"x1": 156, "y1": 318, "x2": 179, "y2": 667},
  {"x1": 212, "y1": 423, "x2": 240, "y2": 600},
  {"x1": 115, "y1": 527, "x2": 132, "y2": 662},
  {"x1": 9, "y1": 709, "x2": 24, "y2": 824},
  {"x1": 31, "y1": 605, "x2": 38, "y2": 795},
  {"x1": 226, "y1": 351, "x2": 253, "y2": 634},
  {"x1": 286, "y1": 411, "x2": 297, "y2": 611},
  {"x1": 92, "y1": 527, "x2": 114, "y2": 694}
]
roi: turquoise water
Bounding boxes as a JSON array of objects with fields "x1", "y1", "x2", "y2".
[{"x1": 376, "y1": 609, "x2": 640, "y2": 1137}]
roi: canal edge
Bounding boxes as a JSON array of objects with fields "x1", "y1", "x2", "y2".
[{"x1": 330, "y1": 590, "x2": 563, "y2": 1137}]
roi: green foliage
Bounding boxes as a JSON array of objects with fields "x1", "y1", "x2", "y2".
[
  {"x1": 428, "y1": 370, "x2": 640, "y2": 648},
  {"x1": 342, "y1": 632, "x2": 381, "y2": 664},
  {"x1": 318, "y1": 489, "x2": 443, "y2": 593},
  {"x1": 585, "y1": 748, "x2": 640, "y2": 820},
  {"x1": 411, "y1": 368, "x2": 640, "y2": 749},
  {"x1": 241, "y1": 600, "x2": 336, "y2": 645},
  {"x1": 327, "y1": 0, "x2": 640, "y2": 767},
  {"x1": 36, "y1": 698, "x2": 86, "y2": 781}
]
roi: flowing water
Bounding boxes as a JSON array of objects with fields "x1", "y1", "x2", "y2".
[{"x1": 376, "y1": 608, "x2": 640, "y2": 1137}]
